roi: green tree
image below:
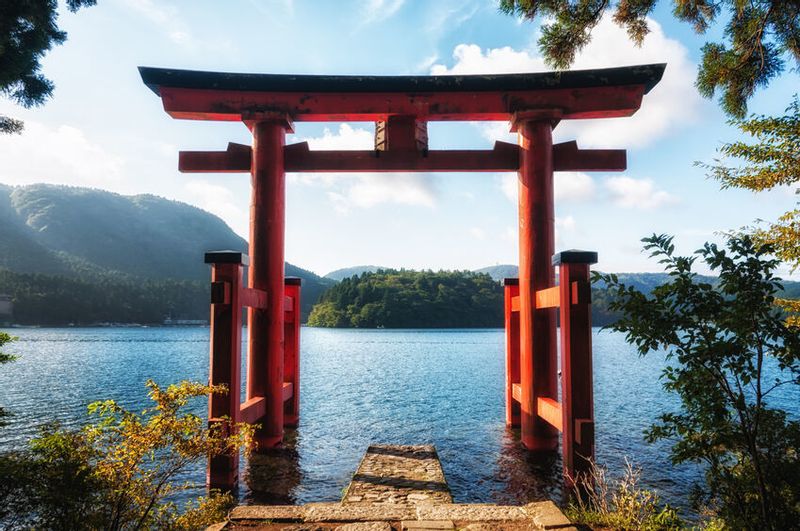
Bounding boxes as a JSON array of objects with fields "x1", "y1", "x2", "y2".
[
  {"x1": 596, "y1": 234, "x2": 800, "y2": 529},
  {"x1": 0, "y1": 0, "x2": 96, "y2": 133},
  {"x1": 0, "y1": 332, "x2": 16, "y2": 426},
  {"x1": 700, "y1": 97, "x2": 800, "y2": 323},
  {"x1": 0, "y1": 380, "x2": 254, "y2": 530},
  {"x1": 307, "y1": 269, "x2": 504, "y2": 328},
  {"x1": 498, "y1": 0, "x2": 800, "y2": 117}
]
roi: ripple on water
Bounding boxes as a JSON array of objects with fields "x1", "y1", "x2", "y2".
[{"x1": 1, "y1": 327, "x2": 797, "y2": 516}]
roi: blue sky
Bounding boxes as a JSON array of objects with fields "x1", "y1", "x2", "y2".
[{"x1": 0, "y1": 0, "x2": 797, "y2": 277}]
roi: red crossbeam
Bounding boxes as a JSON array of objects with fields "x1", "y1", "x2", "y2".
[
  {"x1": 239, "y1": 396, "x2": 266, "y2": 425},
  {"x1": 553, "y1": 141, "x2": 626, "y2": 171},
  {"x1": 537, "y1": 397, "x2": 563, "y2": 432},
  {"x1": 179, "y1": 141, "x2": 625, "y2": 174},
  {"x1": 240, "y1": 287, "x2": 268, "y2": 309}
]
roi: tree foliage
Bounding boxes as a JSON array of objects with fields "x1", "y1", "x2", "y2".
[
  {"x1": 0, "y1": 332, "x2": 16, "y2": 426},
  {"x1": 700, "y1": 96, "x2": 800, "y2": 323},
  {"x1": 0, "y1": 380, "x2": 254, "y2": 530},
  {"x1": 596, "y1": 234, "x2": 800, "y2": 529},
  {"x1": 308, "y1": 269, "x2": 504, "y2": 328},
  {"x1": 498, "y1": 0, "x2": 800, "y2": 117},
  {"x1": 0, "y1": 269, "x2": 211, "y2": 325},
  {"x1": 0, "y1": 0, "x2": 96, "y2": 133}
]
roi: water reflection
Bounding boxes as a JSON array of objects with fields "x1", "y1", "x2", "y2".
[
  {"x1": 494, "y1": 428, "x2": 565, "y2": 505},
  {"x1": 243, "y1": 428, "x2": 303, "y2": 505}
]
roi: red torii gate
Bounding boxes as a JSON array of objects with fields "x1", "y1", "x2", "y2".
[{"x1": 140, "y1": 63, "x2": 665, "y2": 490}]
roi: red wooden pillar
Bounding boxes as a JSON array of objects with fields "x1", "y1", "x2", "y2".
[
  {"x1": 205, "y1": 250, "x2": 246, "y2": 490},
  {"x1": 247, "y1": 116, "x2": 292, "y2": 448},
  {"x1": 503, "y1": 278, "x2": 521, "y2": 427},
  {"x1": 517, "y1": 118, "x2": 559, "y2": 450},
  {"x1": 555, "y1": 250, "x2": 597, "y2": 481},
  {"x1": 283, "y1": 277, "x2": 301, "y2": 427}
]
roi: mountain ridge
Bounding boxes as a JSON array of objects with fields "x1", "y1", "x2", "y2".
[{"x1": 0, "y1": 183, "x2": 333, "y2": 321}]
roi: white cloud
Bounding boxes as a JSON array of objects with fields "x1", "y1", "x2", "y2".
[
  {"x1": 0, "y1": 121, "x2": 125, "y2": 188},
  {"x1": 346, "y1": 173, "x2": 437, "y2": 209},
  {"x1": 290, "y1": 124, "x2": 438, "y2": 211},
  {"x1": 434, "y1": 15, "x2": 702, "y2": 149},
  {"x1": 555, "y1": 214, "x2": 577, "y2": 247},
  {"x1": 415, "y1": 54, "x2": 440, "y2": 73},
  {"x1": 303, "y1": 124, "x2": 373, "y2": 150},
  {"x1": 361, "y1": 0, "x2": 405, "y2": 24},
  {"x1": 425, "y1": 2, "x2": 480, "y2": 37},
  {"x1": 503, "y1": 225, "x2": 517, "y2": 243},
  {"x1": 605, "y1": 176, "x2": 677, "y2": 209},
  {"x1": 470, "y1": 227, "x2": 486, "y2": 240},
  {"x1": 122, "y1": 0, "x2": 234, "y2": 53},
  {"x1": 499, "y1": 172, "x2": 595, "y2": 202},
  {"x1": 184, "y1": 180, "x2": 248, "y2": 236},
  {"x1": 556, "y1": 215, "x2": 576, "y2": 231},
  {"x1": 555, "y1": 172, "x2": 595, "y2": 201},
  {"x1": 431, "y1": 44, "x2": 545, "y2": 75}
]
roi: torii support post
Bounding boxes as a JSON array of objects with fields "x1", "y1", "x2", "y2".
[
  {"x1": 283, "y1": 277, "x2": 301, "y2": 427},
  {"x1": 517, "y1": 116, "x2": 559, "y2": 451},
  {"x1": 555, "y1": 250, "x2": 597, "y2": 482},
  {"x1": 205, "y1": 251, "x2": 246, "y2": 491},
  {"x1": 247, "y1": 116, "x2": 292, "y2": 449},
  {"x1": 504, "y1": 278, "x2": 521, "y2": 427}
]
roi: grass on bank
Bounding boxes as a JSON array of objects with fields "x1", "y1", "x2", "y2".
[{"x1": 565, "y1": 460, "x2": 725, "y2": 531}]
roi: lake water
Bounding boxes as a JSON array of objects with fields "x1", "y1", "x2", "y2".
[{"x1": 1, "y1": 327, "x2": 797, "y2": 514}]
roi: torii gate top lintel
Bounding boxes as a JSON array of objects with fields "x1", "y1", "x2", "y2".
[{"x1": 138, "y1": 63, "x2": 665, "y2": 123}]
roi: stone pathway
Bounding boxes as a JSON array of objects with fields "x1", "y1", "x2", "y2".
[
  {"x1": 342, "y1": 445, "x2": 453, "y2": 506},
  {"x1": 210, "y1": 444, "x2": 576, "y2": 531}
]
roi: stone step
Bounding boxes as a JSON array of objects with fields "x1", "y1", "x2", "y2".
[
  {"x1": 216, "y1": 444, "x2": 575, "y2": 530},
  {"x1": 226, "y1": 500, "x2": 574, "y2": 529},
  {"x1": 342, "y1": 445, "x2": 452, "y2": 506}
]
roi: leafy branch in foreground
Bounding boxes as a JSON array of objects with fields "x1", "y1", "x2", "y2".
[
  {"x1": 1, "y1": 0, "x2": 97, "y2": 133},
  {"x1": 699, "y1": 97, "x2": 800, "y2": 324},
  {"x1": 498, "y1": 0, "x2": 799, "y2": 118},
  {"x1": 594, "y1": 234, "x2": 800, "y2": 530},
  {"x1": 0, "y1": 380, "x2": 255, "y2": 530}
]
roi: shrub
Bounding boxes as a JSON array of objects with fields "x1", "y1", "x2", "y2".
[{"x1": 0, "y1": 380, "x2": 254, "y2": 530}]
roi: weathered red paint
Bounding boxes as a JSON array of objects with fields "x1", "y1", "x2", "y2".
[
  {"x1": 283, "y1": 279, "x2": 301, "y2": 427},
  {"x1": 247, "y1": 120, "x2": 288, "y2": 449},
  {"x1": 557, "y1": 260, "x2": 595, "y2": 482},
  {"x1": 158, "y1": 84, "x2": 648, "y2": 122},
  {"x1": 207, "y1": 259, "x2": 243, "y2": 491},
  {"x1": 517, "y1": 119, "x2": 558, "y2": 451},
  {"x1": 503, "y1": 279, "x2": 521, "y2": 427}
]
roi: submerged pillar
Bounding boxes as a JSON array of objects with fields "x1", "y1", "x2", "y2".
[{"x1": 517, "y1": 118, "x2": 559, "y2": 451}]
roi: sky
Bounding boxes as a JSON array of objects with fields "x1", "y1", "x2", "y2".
[{"x1": 0, "y1": 0, "x2": 797, "y2": 278}]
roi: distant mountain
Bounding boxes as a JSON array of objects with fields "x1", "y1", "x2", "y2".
[
  {"x1": 0, "y1": 184, "x2": 332, "y2": 322},
  {"x1": 474, "y1": 265, "x2": 518, "y2": 282},
  {"x1": 324, "y1": 265, "x2": 385, "y2": 281}
]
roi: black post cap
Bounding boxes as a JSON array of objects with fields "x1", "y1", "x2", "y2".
[
  {"x1": 503, "y1": 278, "x2": 519, "y2": 286},
  {"x1": 552, "y1": 250, "x2": 598, "y2": 266},
  {"x1": 285, "y1": 276, "x2": 302, "y2": 286},
  {"x1": 204, "y1": 250, "x2": 250, "y2": 266}
]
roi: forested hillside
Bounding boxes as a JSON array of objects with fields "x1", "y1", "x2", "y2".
[
  {"x1": 0, "y1": 184, "x2": 332, "y2": 323},
  {"x1": 308, "y1": 270, "x2": 504, "y2": 328}
]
